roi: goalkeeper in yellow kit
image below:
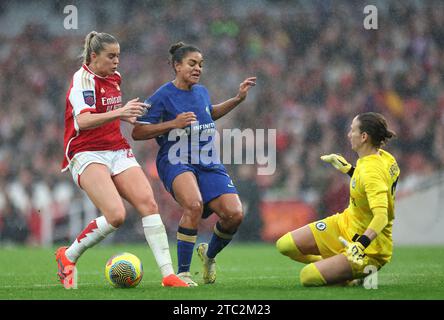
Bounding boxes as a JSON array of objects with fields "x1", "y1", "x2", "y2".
[{"x1": 276, "y1": 112, "x2": 400, "y2": 286}]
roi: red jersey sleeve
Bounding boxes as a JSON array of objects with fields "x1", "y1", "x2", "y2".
[{"x1": 68, "y1": 68, "x2": 97, "y2": 116}]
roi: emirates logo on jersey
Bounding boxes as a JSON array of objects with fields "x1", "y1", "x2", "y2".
[
  {"x1": 102, "y1": 95, "x2": 123, "y2": 112},
  {"x1": 101, "y1": 95, "x2": 122, "y2": 106}
]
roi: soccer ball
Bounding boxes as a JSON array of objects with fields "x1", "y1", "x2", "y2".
[{"x1": 105, "y1": 252, "x2": 143, "y2": 288}]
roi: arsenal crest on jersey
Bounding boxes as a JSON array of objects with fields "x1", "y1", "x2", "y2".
[{"x1": 82, "y1": 90, "x2": 95, "y2": 106}]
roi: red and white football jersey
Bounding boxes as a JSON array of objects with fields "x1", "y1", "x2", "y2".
[{"x1": 61, "y1": 64, "x2": 130, "y2": 171}]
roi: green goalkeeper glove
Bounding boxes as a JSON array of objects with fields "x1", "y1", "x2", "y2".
[
  {"x1": 320, "y1": 154, "x2": 353, "y2": 175},
  {"x1": 339, "y1": 236, "x2": 369, "y2": 267}
]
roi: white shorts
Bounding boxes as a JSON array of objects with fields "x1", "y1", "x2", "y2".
[{"x1": 69, "y1": 149, "x2": 140, "y2": 188}]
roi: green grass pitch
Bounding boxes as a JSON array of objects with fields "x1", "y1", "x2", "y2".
[{"x1": 1, "y1": 243, "x2": 443, "y2": 300}]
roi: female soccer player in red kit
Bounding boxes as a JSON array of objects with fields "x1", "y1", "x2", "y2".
[{"x1": 56, "y1": 31, "x2": 188, "y2": 288}]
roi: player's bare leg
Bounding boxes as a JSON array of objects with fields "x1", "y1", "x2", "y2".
[
  {"x1": 279, "y1": 225, "x2": 359, "y2": 286},
  {"x1": 112, "y1": 166, "x2": 188, "y2": 287},
  {"x1": 112, "y1": 166, "x2": 159, "y2": 218},
  {"x1": 79, "y1": 163, "x2": 127, "y2": 228},
  {"x1": 197, "y1": 194, "x2": 243, "y2": 284},
  {"x1": 172, "y1": 172, "x2": 204, "y2": 286},
  {"x1": 209, "y1": 194, "x2": 244, "y2": 233},
  {"x1": 291, "y1": 226, "x2": 321, "y2": 255},
  {"x1": 57, "y1": 164, "x2": 124, "y2": 286}
]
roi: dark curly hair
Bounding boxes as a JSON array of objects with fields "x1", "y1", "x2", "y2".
[{"x1": 169, "y1": 41, "x2": 201, "y2": 73}]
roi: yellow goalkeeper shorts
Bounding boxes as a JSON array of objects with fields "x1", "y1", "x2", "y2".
[{"x1": 308, "y1": 214, "x2": 384, "y2": 278}]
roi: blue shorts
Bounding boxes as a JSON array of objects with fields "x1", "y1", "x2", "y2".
[{"x1": 157, "y1": 160, "x2": 238, "y2": 219}]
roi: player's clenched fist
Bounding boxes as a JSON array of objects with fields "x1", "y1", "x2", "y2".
[
  {"x1": 320, "y1": 154, "x2": 352, "y2": 174},
  {"x1": 173, "y1": 112, "x2": 197, "y2": 128}
]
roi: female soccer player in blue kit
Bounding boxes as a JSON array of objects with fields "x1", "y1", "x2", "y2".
[{"x1": 132, "y1": 42, "x2": 256, "y2": 286}]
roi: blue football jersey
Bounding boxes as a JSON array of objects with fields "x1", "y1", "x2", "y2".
[{"x1": 137, "y1": 82, "x2": 218, "y2": 167}]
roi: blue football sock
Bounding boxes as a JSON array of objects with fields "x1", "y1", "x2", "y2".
[
  {"x1": 207, "y1": 222, "x2": 235, "y2": 259},
  {"x1": 177, "y1": 226, "x2": 197, "y2": 273}
]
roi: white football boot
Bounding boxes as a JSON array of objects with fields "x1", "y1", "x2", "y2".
[
  {"x1": 177, "y1": 272, "x2": 198, "y2": 287},
  {"x1": 197, "y1": 243, "x2": 216, "y2": 284}
]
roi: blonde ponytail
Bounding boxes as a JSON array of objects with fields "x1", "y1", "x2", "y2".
[{"x1": 82, "y1": 31, "x2": 118, "y2": 65}]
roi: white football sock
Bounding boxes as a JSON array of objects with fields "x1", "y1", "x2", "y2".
[
  {"x1": 142, "y1": 214, "x2": 175, "y2": 277},
  {"x1": 65, "y1": 216, "x2": 116, "y2": 263}
]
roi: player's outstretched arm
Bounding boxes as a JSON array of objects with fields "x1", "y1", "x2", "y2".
[
  {"x1": 320, "y1": 154, "x2": 355, "y2": 177},
  {"x1": 211, "y1": 77, "x2": 256, "y2": 120},
  {"x1": 132, "y1": 112, "x2": 196, "y2": 140},
  {"x1": 76, "y1": 98, "x2": 147, "y2": 130}
]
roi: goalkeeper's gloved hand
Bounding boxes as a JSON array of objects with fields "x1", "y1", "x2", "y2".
[
  {"x1": 339, "y1": 236, "x2": 369, "y2": 267},
  {"x1": 320, "y1": 154, "x2": 353, "y2": 175}
]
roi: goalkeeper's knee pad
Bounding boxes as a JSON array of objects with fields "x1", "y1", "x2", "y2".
[
  {"x1": 276, "y1": 232, "x2": 297, "y2": 257},
  {"x1": 276, "y1": 232, "x2": 322, "y2": 264},
  {"x1": 300, "y1": 263, "x2": 326, "y2": 287}
]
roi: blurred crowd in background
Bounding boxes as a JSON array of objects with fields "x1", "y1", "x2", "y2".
[{"x1": 0, "y1": 0, "x2": 443, "y2": 245}]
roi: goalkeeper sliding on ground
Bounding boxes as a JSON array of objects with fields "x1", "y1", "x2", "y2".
[{"x1": 276, "y1": 112, "x2": 400, "y2": 286}]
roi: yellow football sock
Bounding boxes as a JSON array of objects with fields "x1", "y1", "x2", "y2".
[
  {"x1": 276, "y1": 232, "x2": 322, "y2": 264},
  {"x1": 300, "y1": 263, "x2": 327, "y2": 287}
]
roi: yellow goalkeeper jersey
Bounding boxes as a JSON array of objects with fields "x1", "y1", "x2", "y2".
[{"x1": 337, "y1": 149, "x2": 400, "y2": 263}]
